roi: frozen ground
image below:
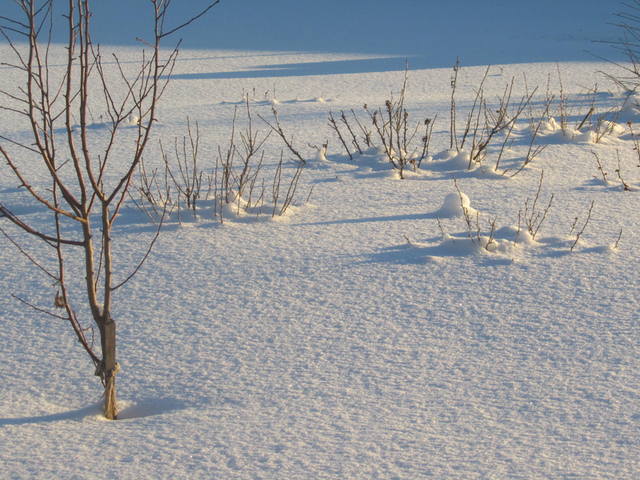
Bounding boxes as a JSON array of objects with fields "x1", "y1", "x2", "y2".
[{"x1": 1, "y1": 2, "x2": 639, "y2": 479}]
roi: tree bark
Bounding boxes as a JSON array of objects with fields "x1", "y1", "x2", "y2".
[{"x1": 102, "y1": 318, "x2": 118, "y2": 419}]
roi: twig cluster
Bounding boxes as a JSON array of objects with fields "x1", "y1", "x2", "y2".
[
  {"x1": 517, "y1": 170, "x2": 554, "y2": 240},
  {"x1": 590, "y1": 148, "x2": 637, "y2": 191},
  {"x1": 134, "y1": 99, "x2": 307, "y2": 223},
  {"x1": 328, "y1": 68, "x2": 436, "y2": 178},
  {"x1": 570, "y1": 200, "x2": 595, "y2": 251},
  {"x1": 595, "y1": 0, "x2": 640, "y2": 91},
  {"x1": 452, "y1": 179, "x2": 498, "y2": 251}
]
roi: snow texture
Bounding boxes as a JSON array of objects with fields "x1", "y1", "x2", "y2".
[{"x1": 1, "y1": 1, "x2": 639, "y2": 479}]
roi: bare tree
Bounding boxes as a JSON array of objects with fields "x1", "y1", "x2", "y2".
[
  {"x1": 0, "y1": 0, "x2": 219, "y2": 420},
  {"x1": 596, "y1": 0, "x2": 640, "y2": 90}
]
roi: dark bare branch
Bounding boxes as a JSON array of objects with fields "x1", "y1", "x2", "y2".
[
  {"x1": 0, "y1": 203, "x2": 84, "y2": 246},
  {"x1": 111, "y1": 201, "x2": 168, "y2": 291},
  {"x1": 158, "y1": 0, "x2": 221, "y2": 39},
  {"x1": 11, "y1": 294, "x2": 70, "y2": 321},
  {"x1": 0, "y1": 223, "x2": 58, "y2": 280}
]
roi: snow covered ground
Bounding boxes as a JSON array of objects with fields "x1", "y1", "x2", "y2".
[{"x1": 1, "y1": 2, "x2": 639, "y2": 479}]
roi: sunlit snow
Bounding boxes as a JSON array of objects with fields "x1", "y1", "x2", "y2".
[{"x1": 1, "y1": 1, "x2": 639, "y2": 479}]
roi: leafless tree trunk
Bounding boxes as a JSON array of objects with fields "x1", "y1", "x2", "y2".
[{"x1": 0, "y1": 0, "x2": 219, "y2": 420}]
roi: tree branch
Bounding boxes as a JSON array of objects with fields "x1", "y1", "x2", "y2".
[
  {"x1": 0, "y1": 203, "x2": 84, "y2": 246},
  {"x1": 158, "y1": 0, "x2": 221, "y2": 39}
]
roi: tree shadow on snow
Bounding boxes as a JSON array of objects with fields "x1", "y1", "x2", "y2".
[
  {"x1": 0, "y1": 402, "x2": 103, "y2": 425},
  {"x1": 0, "y1": 397, "x2": 187, "y2": 425},
  {"x1": 295, "y1": 211, "x2": 439, "y2": 228},
  {"x1": 362, "y1": 240, "x2": 514, "y2": 267},
  {"x1": 169, "y1": 56, "x2": 427, "y2": 80}
]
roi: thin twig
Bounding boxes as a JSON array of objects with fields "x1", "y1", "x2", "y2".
[{"x1": 570, "y1": 200, "x2": 595, "y2": 252}]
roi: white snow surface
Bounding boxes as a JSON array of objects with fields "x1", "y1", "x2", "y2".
[{"x1": 1, "y1": 2, "x2": 640, "y2": 479}]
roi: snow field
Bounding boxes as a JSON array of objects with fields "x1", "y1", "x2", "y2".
[{"x1": 1, "y1": 42, "x2": 640, "y2": 480}]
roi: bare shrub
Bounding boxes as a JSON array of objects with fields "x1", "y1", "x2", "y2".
[
  {"x1": 327, "y1": 69, "x2": 435, "y2": 179},
  {"x1": 134, "y1": 99, "x2": 306, "y2": 223},
  {"x1": 453, "y1": 179, "x2": 497, "y2": 251},
  {"x1": 518, "y1": 170, "x2": 554, "y2": 240},
  {"x1": 570, "y1": 200, "x2": 595, "y2": 251}
]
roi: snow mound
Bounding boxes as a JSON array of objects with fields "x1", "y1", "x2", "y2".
[
  {"x1": 440, "y1": 149, "x2": 473, "y2": 170},
  {"x1": 437, "y1": 191, "x2": 477, "y2": 218},
  {"x1": 616, "y1": 94, "x2": 640, "y2": 123},
  {"x1": 434, "y1": 225, "x2": 531, "y2": 258},
  {"x1": 315, "y1": 144, "x2": 328, "y2": 163},
  {"x1": 530, "y1": 115, "x2": 625, "y2": 145}
]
